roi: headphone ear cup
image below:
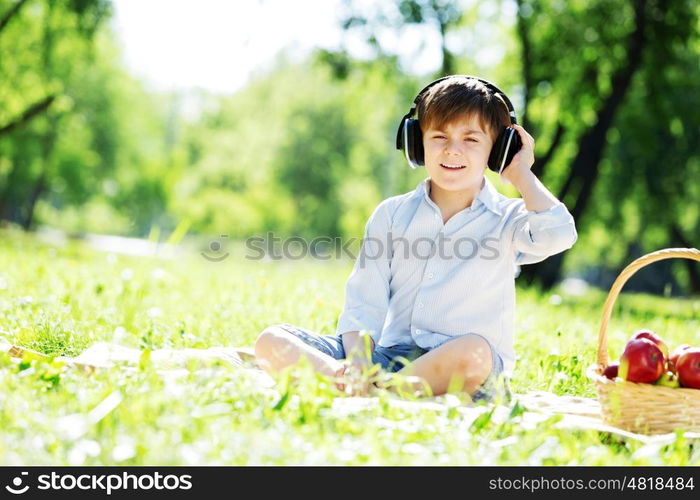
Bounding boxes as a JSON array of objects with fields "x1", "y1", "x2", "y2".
[
  {"x1": 488, "y1": 127, "x2": 522, "y2": 173},
  {"x1": 405, "y1": 119, "x2": 424, "y2": 167},
  {"x1": 410, "y1": 119, "x2": 424, "y2": 166},
  {"x1": 488, "y1": 130, "x2": 507, "y2": 172},
  {"x1": 396, "y1": 118, "x2": 406, "y2": 150}
]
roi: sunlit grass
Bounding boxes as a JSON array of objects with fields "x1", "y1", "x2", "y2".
[{"x1": 1, "y1": 227, "x2": 699, "y2": 465}]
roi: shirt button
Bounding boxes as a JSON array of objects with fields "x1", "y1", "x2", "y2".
[
  {"x1": 428, "y1": 273, "x2": 434, "y2": 279},
  {"x1": 416, "y1": 329, "x2": 422, "y2": 334},
  {"x1": 418, "y1": 302, "x2": 424, "y2": 308}
]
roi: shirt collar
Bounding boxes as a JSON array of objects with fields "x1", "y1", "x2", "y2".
[
  {"x1": 479, "y1": 177, "x2": 503, "y2": 216},
  {"x1": 415, "y1": 176, "x2": 503, "y2": 216}
]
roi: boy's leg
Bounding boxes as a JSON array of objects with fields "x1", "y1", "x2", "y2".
[
  {"x1": 254, "y1": 325, "x2": 345, "y2": 379},
  {"x1": 395, "y1": 334, "x2": 494, "y2": 397}
]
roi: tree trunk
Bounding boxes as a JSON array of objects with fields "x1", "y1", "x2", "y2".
[
  {"x1": 24, "y1": 119, "x2": 57, "y2": 230},
  {"x1": 24, "y1": 171, "x2": 46, "y2": 229},
  {"x1": 23, "y1": 0, "x2": 57, "y2": 229},
  {"x1": 515, "y1": 0, "x2": 566, "y2": 180},
  {"x1": 670, "y1": 224, "x2": 700, "y2": 295},
  {"x1": 519, "y1": 0, "x2": 649, "y2": 289},
  {"x1": 0, "y1": 155, "x2": 23, "y2": 222},
  {"x1": 531, "y1": 122, "x2": 566, "y2": 179},
  {"x1": 515, "y1": 0, "x2": 533, "y2": 130}
]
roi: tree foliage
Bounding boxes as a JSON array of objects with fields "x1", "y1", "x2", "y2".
[
  {"x1": 1, "y1": 0, "x2": 698, "y2": 294},
  {"x1": 0, "y1": 0, "x2": 172, "y2": 235}
]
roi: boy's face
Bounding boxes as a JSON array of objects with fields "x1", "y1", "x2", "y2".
[{"x1": 422, "y1": 113, "x2": 494, "y2": 195}]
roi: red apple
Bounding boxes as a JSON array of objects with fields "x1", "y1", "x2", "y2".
[
  {"x1": 602, "y1": 363, "x2": 619, "y2": 380},
  {"x1": 631, "y1": 330, "x2": 669, "y2": 359},
  {"x1": 619, "y1": 338, "x2": 665, "y2": 383},
  {"x1": 668, "y1": 344, "x2": 692, "y2": 373},
  {"x1": 676, "y1": 348, "x2": 700, "y2": 389}
]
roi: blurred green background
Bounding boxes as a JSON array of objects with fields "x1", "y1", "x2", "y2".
[{"x1": 1, "y1": 0, "x2": 698, "y2": 294}]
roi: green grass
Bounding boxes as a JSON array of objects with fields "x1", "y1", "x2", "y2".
[{"x1": 1, "y1": 226, "x2": 699, "y2": 465}]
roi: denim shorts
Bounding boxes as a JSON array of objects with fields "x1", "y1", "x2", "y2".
[{"x1": 275, "y1": 323, "x2": 505, "y2": 402}]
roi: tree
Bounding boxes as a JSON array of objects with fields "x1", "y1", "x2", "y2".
[
  {"x1": 515, "y1": 0, "x2": 700, "y2": 290},
  {"x1": 0, "y1": 0, "x2": 112, "y2": 228}
]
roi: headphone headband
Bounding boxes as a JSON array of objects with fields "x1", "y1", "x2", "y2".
[{"x1": 407, "y1": 75, "x2": 517, "y2": 124}]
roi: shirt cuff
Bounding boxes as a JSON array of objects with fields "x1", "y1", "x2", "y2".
[
  {"x1": 527, "y1": 203, "x2": 575, "y2": 232},
  {"x1": 513, "y1": 202, "x2": 578, "y2": 264}
]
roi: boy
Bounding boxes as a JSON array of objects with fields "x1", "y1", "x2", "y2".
[{"x1": 254, "y1": 75, "x2": 577, "y2": 401}]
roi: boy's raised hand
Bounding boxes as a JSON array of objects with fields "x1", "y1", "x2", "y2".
[
  {"x1": 500, "y1": 124, "x2": 536, "y2": 188},
  {"x1": 499, "y1": 124, "x2": 561, "y2": 212}
]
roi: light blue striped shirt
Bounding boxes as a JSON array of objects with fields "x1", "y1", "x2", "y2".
[{"x1": 336, "y1": 177, "x2": 577, "y2": 375}]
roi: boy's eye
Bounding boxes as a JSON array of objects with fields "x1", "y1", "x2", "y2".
[{"x1": 430, "y1": 135, "x2": 479, "y2": 142}]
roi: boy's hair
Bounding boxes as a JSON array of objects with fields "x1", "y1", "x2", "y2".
[{"x1": 417, "y1": 76, "x2": 511, "y2": 143}]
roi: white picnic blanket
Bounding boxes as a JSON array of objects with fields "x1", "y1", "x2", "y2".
[{"x1": 3, "y1": 340, "x2": 700, "y2": 444}]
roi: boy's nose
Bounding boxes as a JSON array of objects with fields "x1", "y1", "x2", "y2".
[{"x1": 444, "y1": 140, "x2": 463, "y2": 155}]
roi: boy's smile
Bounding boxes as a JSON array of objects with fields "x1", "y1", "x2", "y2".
[{"x1": 422, "y1": 114, "x2": 494, "y2": 216}]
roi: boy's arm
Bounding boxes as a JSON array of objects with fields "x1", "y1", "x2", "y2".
[
  {"x1": 501, "y1": 124, "x2": 578, "y2": 262},
  {"x1": 507, "y1": 168, "x2": 561, "y2": 213},
  {"x1": 336, "y1": 200, "x2": 393, "y2": 349},
  {"x1": 334, "y1": 202, "x2": 393, "y2": 396},
  {"x1": 337, "y1": 330, "x2": 376, "y2": 396},
  {"x1": 341, "y1": 331, "x2": 375, "y2": 361}
]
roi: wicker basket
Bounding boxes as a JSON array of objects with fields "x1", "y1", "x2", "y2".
[{"x1": 586, "y1": 247, "x2": 700, "y2": 435}]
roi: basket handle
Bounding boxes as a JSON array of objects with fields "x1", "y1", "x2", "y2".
[{"x1": 597, "y1": 247, "x2": 700, "y2": 368}]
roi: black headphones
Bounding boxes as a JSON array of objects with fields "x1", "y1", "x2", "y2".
[{"x1": 395, "y1": 75, "x2": 522, "y2": 174}]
